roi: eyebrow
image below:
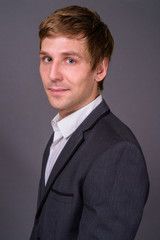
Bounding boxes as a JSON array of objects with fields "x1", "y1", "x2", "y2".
[
  {"x1": 39, "y1": 50, "x2": 49, "y2": 56},
  {"x1": 62, "y1": 51, "x2": 82, "y2": 59},
  {"x1": 39, "y1": 50, "x2": 82, "y2": 59}
]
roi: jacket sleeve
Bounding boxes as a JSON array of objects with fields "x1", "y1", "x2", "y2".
[{"x1": 77, "y1": 141, "x2": 149, "y2": 240}]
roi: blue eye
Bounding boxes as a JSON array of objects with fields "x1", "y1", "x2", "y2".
[
  {"x1": 44, "y1": 57, "x2": 52, "y2": 62},
  {"x1": 67, "y1": 59, "x2": 75, "y2": 64}
]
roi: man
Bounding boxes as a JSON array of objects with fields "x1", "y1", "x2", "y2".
[{"x1": 30, "y1": 5, "x2": 149, "y2": 240}]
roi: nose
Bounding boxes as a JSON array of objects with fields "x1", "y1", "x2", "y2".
[{"x1": 49, "y1": 61, "x2": 63, "y2": 81}]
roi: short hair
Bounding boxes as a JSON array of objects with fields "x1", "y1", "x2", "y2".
[{"x1": 39, "y1": 5, "x2": 114, "y2": 90}]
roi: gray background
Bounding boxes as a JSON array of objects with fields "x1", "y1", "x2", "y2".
[{"x1": 0, "y1": 0, "x2": 159, "y2": 239}]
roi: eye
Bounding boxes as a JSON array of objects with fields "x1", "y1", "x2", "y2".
[
  {"x1": 43, "y1": 57, "x2": 52, "y2": 62},
  {"x1": 66, "y1": 58, "x2": 75, "y2": 64}
]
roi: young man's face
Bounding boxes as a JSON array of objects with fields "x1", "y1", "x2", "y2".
[{"x1": 39, "y1": 36, "x2": 106, "y2": 119}]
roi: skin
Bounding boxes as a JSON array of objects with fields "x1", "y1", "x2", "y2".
[{"x1": 39, "y1": 36, "x2": 108, "y2": 119}]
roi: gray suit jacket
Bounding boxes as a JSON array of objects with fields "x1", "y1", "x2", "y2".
[{"x1": 30, "y1": 99, "x2": 149, "y2": 240}]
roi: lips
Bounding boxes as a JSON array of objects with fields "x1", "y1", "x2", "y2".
[{"x1": 48, "y1": 87, "x2": 69, "y2": 95}]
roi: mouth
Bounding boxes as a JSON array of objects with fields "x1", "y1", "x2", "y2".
[{"x1": 48, "y1": 87, "x2": 69, "y2": 95}]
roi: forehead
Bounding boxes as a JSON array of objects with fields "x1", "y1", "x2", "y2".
[{"x1": 40, "y1": 35, "x2": 89, "y2": 56}]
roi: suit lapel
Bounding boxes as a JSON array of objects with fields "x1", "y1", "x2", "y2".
[
  {"x1": 36, "y1": 99, "x2": 110, "y2": 218},
  {"x1": 36, "y1": 130, "x2": 84, "y2": 218},
  {"x1": 37, "y1": 134, "x2": 53, "y2": 205}
]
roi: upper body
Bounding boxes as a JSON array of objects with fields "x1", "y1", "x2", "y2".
[
  {"x1": 30, "y1": 97, "x2": 149, "y2": 240},
  {"x1": 30, "y1": 5, "x2": 149, "y2": 240}
]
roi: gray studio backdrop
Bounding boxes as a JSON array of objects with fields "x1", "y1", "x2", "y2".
[{"x1": 0, "y1": 0, "x2": 159, "y2": 239}]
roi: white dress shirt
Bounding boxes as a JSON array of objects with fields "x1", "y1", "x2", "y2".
[{"x1": 45, "y1": 95, "x2": 102, "y2": 185}]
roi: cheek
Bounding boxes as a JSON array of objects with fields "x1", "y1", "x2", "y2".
[
  {"x1": 40, "y1": 63, "x2": 49, "y2": 76},
  {"x1": 40, "y1": 68, "x2": 49, "y2": 84},
  {"x1": 39, "y1": 63, "x2": 43, "y2": 75},
  {"x1": 66, "y1": 68, "x2": 92, "y2": 86},
  {"x1": 76, "y1": 72, "x2": 95, "y2": 89},
  {"x1": 40, "y1": 68, "x2": 44, "y2": 80}
]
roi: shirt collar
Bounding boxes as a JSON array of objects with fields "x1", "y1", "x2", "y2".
[{"x1": 51, "y1": 95, "x2": 102, "y2": 139}]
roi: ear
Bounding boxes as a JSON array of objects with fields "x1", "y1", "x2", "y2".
[{"x1": 95, "y1": 58, "x2": 109, "y2": 83}]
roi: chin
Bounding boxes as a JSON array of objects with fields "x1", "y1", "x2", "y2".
[{"x1": 49, "y1": 101, "x2": 64, "y2": 110}]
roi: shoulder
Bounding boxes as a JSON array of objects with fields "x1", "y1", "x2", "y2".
[{"x1": 85, "y1": 101, "x2": 141, "y2": 152}]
